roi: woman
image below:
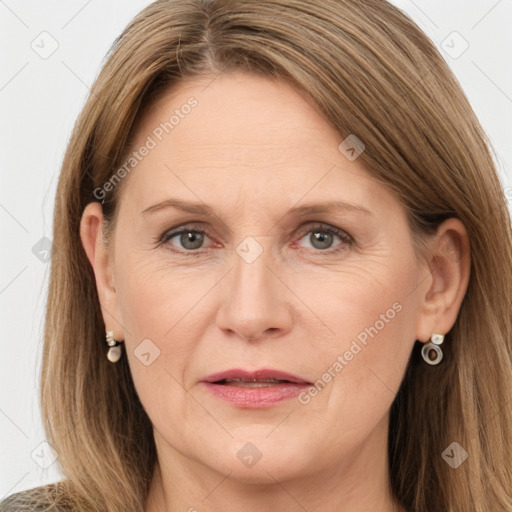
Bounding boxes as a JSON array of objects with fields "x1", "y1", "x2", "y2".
[{"x1": 2, "y1": 0, "x2": 511, "y2": 510}]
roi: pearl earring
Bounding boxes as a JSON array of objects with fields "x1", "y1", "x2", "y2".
[
  {"x1": 106, "y1": 330, "x2": 123, "y2": 363},
  {"x1": 421, "y1": 333, "x2": 444, "y2": 365}
]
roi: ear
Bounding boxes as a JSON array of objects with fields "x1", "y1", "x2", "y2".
[
  {"x1": 79, "y1": 202, "x2": 125, "y2": 341},
  {"x1": 415, "y1": 218, "x2": 471, "y2": 342}
]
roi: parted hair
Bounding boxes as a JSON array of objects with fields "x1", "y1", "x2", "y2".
[{"x1": 2, "y1": 0, "x2": 512, "y2": 510}]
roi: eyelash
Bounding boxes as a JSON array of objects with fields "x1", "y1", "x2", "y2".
[{"x1": 155, "y1": 222, "x2": 354, "y2": 257}]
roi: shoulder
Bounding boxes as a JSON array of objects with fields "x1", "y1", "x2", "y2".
[{"x1": 0, "y1": 482, "x2": 70, "y2": 511}]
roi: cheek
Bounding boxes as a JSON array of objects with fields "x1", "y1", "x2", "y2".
[
  {"x1": 113, "y1": 256, "x2": 211, "y2": 428},
  {"x1": 288, "y1": 246, "x2": 417, "y2": 346},
  {"x1": 112, "y1": 251, "x2": 236, "y2": 400},
  {"x1": 114, "y1": 250, "x2": 215, "y2": 336},
  {"x1": 297, "y1": 251, "x2": 419, "y2": 431}
]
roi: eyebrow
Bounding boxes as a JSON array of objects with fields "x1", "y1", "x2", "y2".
[{"x1": 140, "y1": 198, "x2": 372, "y2": 217}]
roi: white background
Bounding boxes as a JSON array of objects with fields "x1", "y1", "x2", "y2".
[{"x1": 1, "y1": 0, "x2": 511, "y2": 498}]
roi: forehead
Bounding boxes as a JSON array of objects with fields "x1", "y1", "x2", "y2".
[
  {"x1": 138, "y1": 71, "x2": 342, "y2": 156},
  {"x1": 118, "y1": 71, "x2": 399, "y2": 218}
]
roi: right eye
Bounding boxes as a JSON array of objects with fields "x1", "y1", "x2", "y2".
[{"x1": 158, "y1": 226, "x2": 214, "y2": 254}]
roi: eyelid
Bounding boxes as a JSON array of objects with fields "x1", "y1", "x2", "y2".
[{"x1": 295, "y1": 222, "x2": 353, "y2": 243}]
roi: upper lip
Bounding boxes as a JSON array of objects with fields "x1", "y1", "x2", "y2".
[{"x1": 202, "y1": 368, "x2": 311, "y2": 384}]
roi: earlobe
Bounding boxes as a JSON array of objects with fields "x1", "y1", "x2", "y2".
[
  {"x1": 415, "y1": 218, "x2": 471, "y2": 343},
  {"x1": 79, "y1": 202, "x2": 124, "y2": 340}
]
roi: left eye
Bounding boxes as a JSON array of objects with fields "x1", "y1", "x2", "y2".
[{"x1": 295, "y1": 224, "x2": 352, "y2": 252}]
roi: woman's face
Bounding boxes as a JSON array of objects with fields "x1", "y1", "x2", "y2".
[{"x1": 88, "y1": 71, "x2": 435, "y2": 483}]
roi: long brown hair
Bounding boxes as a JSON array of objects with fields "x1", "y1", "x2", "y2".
[{"x1": 17, "y1": 0, "x2": 512, "y2": 510}]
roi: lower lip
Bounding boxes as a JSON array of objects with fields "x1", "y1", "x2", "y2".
[{"x1": 201, "y1": 381, "x2": 310, "y2": 408}]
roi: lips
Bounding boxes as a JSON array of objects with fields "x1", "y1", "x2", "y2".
[{"x1": 201, "y1": 369, "x2": 312, "y2": 408}]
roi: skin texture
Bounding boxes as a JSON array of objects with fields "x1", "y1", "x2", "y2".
[{"x1": 80, "y1": 71, "x2": 470, "y2": 512}]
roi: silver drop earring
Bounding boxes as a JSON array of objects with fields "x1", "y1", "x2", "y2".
[
  {"x1": 421, "y1": 333, "x2": 444, "y2": 365},
  {"x1": 106, "y1": 330, "x2": 123, "y2": 363}
]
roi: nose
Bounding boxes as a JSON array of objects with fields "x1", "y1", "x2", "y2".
[{"x1": 215, "y1": 239, "x2": 293, "y2": 343}]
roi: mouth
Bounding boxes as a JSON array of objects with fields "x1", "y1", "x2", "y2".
[
  {"x1": 213, "y1": 377, "x2": 298, "y2": 388},
  {"x1": 201, "y1": 369, "x2": 312, "y2": 408}
]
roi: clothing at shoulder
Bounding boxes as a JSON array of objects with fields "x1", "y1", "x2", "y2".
[{"x1": 0, "y1": 482, "x2": 70, "y2": 511}]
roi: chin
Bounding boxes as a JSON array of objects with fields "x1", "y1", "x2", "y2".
[{"x1": 199, "y1": 434, "x2": 315, "y2": 485}]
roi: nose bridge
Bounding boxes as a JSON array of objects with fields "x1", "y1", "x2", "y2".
[
  {"x1": 216, "y1": 233, "x2": 292, "y2": 341},
  {"x1": 231, "y1": 233, "x2": 276, "y2": 311}
]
